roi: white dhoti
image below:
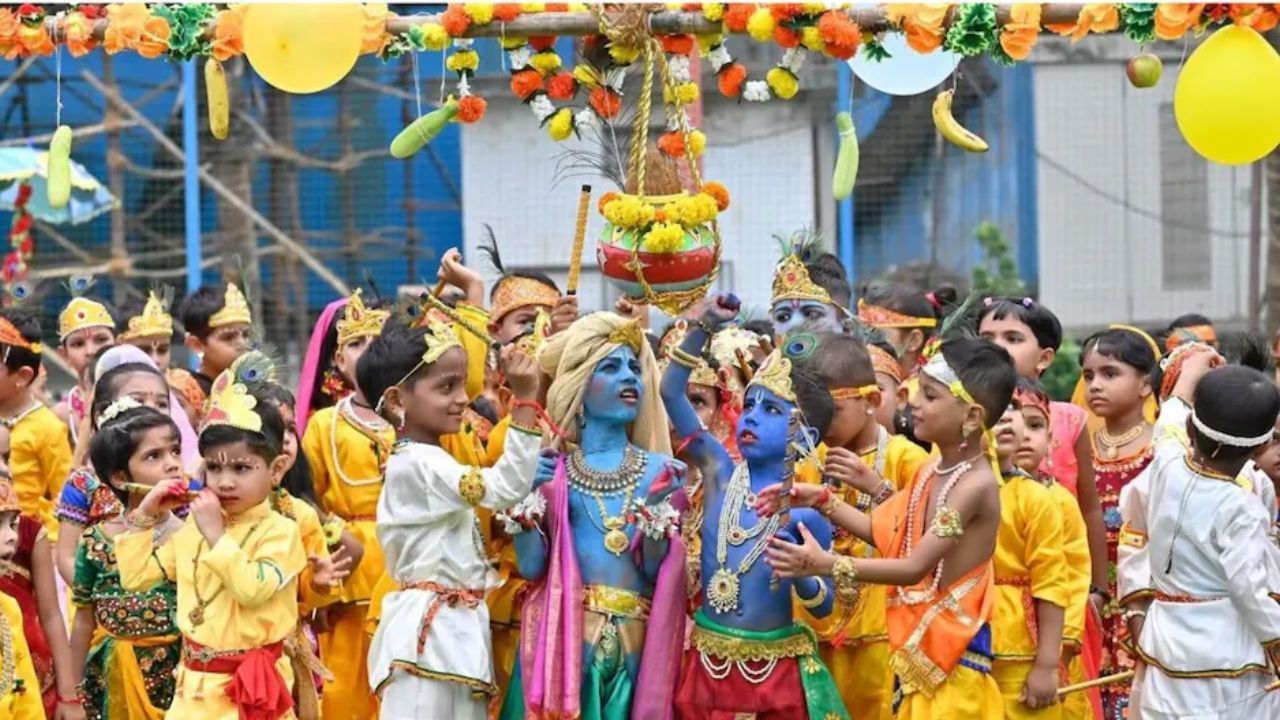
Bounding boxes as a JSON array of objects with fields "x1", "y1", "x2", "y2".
[{"x1": 1137, "y1": 668, "x2": 1278, "y2": 720}]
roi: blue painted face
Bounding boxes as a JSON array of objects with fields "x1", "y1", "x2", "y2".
[
  {"x1": 736, "y1": 386, "x2": 797, "y2": 462},
  {"x1": 770, "y1": 300, "x2": 843, "y2": 336},
  {"x1": 582, "y1": 347, "x2": 644, "y2": 426}
]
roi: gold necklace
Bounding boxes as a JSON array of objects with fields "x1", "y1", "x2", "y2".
[
  {"x1": 189, "y1": 518, "x2": 265, "y2": 626},
  {"x1": 0, "y1": 605, "x2": 14, "y2": 698},
  {"x1": 576, "y1": 485, "x2": 638, "y2": 557},
  {"x1": 1096, "y1": 423, "x2": 1145, "y2": 460},
  {"x1": 567, "y1": 447, "x2": 647, "y2": 556}
]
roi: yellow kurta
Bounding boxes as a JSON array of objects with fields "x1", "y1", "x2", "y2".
[
  {"x1": 1047, "y1": 479, "x2": 1092, "y2": 720},
  {"x1": 9, "y1": 404, "x2": 72, "y2": 538},
  {"x1": 283, "y1": 494, "x2": 338, "y2": 616},
  {"x1": 115, "y1": 501, "x2": 307, "y2": 720},
  {"x1": 796, "y1": 434, "x2": 929, "y2": 720},
  {"x1": 0, "y1": 592, "x2": 43, "y2": 720},
  {"x1": 992, "y1": 472, "x2": 1070, "y2": 720}
]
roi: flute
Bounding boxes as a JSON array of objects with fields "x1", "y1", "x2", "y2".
[
  {"x1": 119, "y1": 481, "x2": 199, "y2": 500},
  {"x1": 566, "y1": 184, "x2": 591, "y2": 296}
]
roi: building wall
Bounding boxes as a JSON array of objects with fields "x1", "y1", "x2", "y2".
[
  {"x1": 1032, "y1": 59, "x2": 1265, "y2": 329},
  {"x1": 461, "y1": 94, "x2": 818, "y2": 318}
]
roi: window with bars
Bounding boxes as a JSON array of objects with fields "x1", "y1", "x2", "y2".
[{"x1": 1159, "y1": 103, "x2": 1211, "y2": 291}]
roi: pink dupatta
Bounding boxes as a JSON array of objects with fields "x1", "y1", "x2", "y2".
[{"x1": 294, "y1": 299, "x2": 346, "y2": 435}]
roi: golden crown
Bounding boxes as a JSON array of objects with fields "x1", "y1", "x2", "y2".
[
  {"x1": 59, "y1": 296, "x2": 115, "y2": 340},
  {"x1": 0, "y1": 479, "x2": 18, "y2": 513},
  {"x1": 608, "y1": 319, "x2": 645, "y2": 354},
  {"x1": 515, "y1": 309, "x2": 552, "y2": 357},
  {"x1": 771, "y1": 254, "x2": 832, "y2": 306},
  {"x1": 857, "y1": 299, "x2": 937, "y2": 329},
  {"x1": 209, "y1": 282, "x2": 252, "y2": 329},
  {"x1": 421, "y1": 316, "x2": 463, "y2": 367},
  {"x1": 120, "y1": 290, "x2": 173, "y2": 342},
  {"x1": 0, "y1": 316, "x2": 41, "y2": 355},
  {"x1": 201, "y1": 368, "x2": 262, "y2": 434},
  {"x1": 337, "y1": 289, "x2": 390, "y2": 347},
  {"x1": 749, "y1": 349, "x2": 795, "y2": 403},
  {"x1": 491, "y1": 276, "x2": 560, "y2": 324}
]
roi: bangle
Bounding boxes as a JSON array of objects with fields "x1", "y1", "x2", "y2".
[
  {"x1": 817, "y1": 488, "x2": 843, "y2": 517},
  {"x1": 794, "y1": 579, "x2": 828, "y2": 609},
  {"x1": 128, "y1": 509, "x2": 159, "y2": 530},
  {"x1": 511, "y1": 399, "x2": 544, "y2": 414},
  {"x1": 58, "y1": 693, "x2": 83, "y2": 705},
  {"x1": 832, "y1": 555, "x2": 860, "y2": 604},
  {"x1": 872, "y1": 482, "x2": 894, "y2": 506},
  {"x1": 1090, "y1": 585, "x2": 1112, "y2": 604},
  {"x1": 669, "y1": 347, "x2": 701, "y2": 370}
]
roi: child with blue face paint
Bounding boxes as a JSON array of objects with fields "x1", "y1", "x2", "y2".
[
  {"x1": 662, "y1": 294, "x2": 849, "y2": 720},
  {"x1": 770, "y1": 232, "x2": 854, "y2": 337},
  {"x1": 502, "y1": 312, "x2": 687, "y2": 720}
]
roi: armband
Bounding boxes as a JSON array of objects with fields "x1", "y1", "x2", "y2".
[
  {"x1": 930, "y1": 504, "x2": 963, "y2": 539},
  {"x1": 832, "y1": 555, "x2": 861, "y2": 605},
  {"x1": 458, "y1": 468, "x2": 485, "y2": 507},
  {"x1": 794, "y1": 579, "x2": 828, "y2": 609}
]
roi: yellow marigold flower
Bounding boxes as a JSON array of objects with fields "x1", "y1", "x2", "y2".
[
  {"x1": 688, "y1": 130, "x2": 707, "y2": 157},
  {"x1": 500, "y1": 35, "x2": 528, "y2": 50},
  {"x1": 766, "y1": 67, "x2": 800, "y2": 100},
  {"x1": 421, "y1": 23, "x2": 449, "y2": 52},
  {"x1": 568, "y1": 3, "x2": 589, "y2": 11},
  {"x1": 603, "y1": 195, "x2": 656, "y2": 229},
  {"x1": 801, "y1": 26, "x2": 825, "y2": 52},
  {"x1": 698, "y1": 34, "x2": 724, "y2": 55},
  {"x1": 520, "y1": 3, "x2": 545, "y2": 12},
  {"x1": 463, "y1": 3, "x2": 495, "y2": 25},
  {"x1": 529, "y1": 50, "x2": 562, "y2": 75},
  {"x1": 572, "y1": 64, "x2": 600, "y2": 88},
  {"x1": 747, "y1": 7, "x2": 776, "y2": 42},
  {"x1": 446, "y1": 49, "x2": 480, "y2": 73},
  {"x1": 642, "y1": 222, "x2": 686, "y2": 253},
  {"x1": 547, "y1": 107, "x2": 575, "y2": 142},
  {"x1": 703, "y1": 3, "x2": 725, "y2": 22},
  {"x1": 609, "y1": 43, "x2": 642, "y2": 64},
  {"x1": 675, "y1": 82, "x2": 699, "y2": 105},
  {"x1": 803, "y1": 3, "x2": 829, "y2": 14}
]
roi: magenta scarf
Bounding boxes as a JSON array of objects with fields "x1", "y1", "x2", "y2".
[
  {"x1": 519, "y1": 458, "x2": 687, "y2": 720},
  {"x1": 294, "y1": 299, "x2": 346, "y2": 435}
]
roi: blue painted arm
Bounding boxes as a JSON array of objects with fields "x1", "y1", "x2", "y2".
[
  {"x1": 660, "y1": 327, "x2": 732, "y2": 490},
  {"x1": 514, "y1": 525, "x2": 549, "y2": 581},
  {"x1": 790, "y1": 511, "x2": 836, "y2": 618}
]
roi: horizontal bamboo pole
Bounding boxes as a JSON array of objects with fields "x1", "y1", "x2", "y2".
[{"x1": 46, "y1": 5, "x2": 1092, "y2": 43}]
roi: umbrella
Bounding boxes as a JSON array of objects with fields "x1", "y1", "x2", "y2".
[{"x1": 0, "y1": 146, "x2": 118, "y2": 224}]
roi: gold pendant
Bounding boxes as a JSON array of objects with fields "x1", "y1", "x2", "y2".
[
  {"x1": 188, "y1": 605, "x2": 205, "y2": 627},
  {"x1": 1104, "y1": 445, "x2": 1117, "y2": 460},
  {"x1": 707, "y1": 568, "x2": 740, "y2": 614},
  {"x1": 604, "y1": 528, "x2": 629, "y2": 556}
]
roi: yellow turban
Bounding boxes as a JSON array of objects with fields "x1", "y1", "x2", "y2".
[{"x1": 538, "y1": 312, "x2": 672, "y2": 456}]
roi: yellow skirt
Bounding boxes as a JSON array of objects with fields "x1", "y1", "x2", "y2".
[
  {"x1": 320, "y1": 603, "x2": 376, "y2": 720},
  {"x1": 821, "y1": 639, "x2": 893, "y2": 720},
  {"x1": 993, "y1": 659, "x2": 1065, "y2": 720},
  {"x1": 895, "y1": 665, "x2": 1003, "y2": 720},
  {"x1": 171, "y1": 655, "x2": 297, "y2": 720}
]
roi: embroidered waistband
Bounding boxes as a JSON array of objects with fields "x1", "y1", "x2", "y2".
[
  {"x1": 1155, "y1": 591, "x2": 1224, "y2": 604},
  {"x1": 182, "y1": 638, "x2": 285, "y2": 672},
  {"x1": 690, "y1": 623, "x2": 816, "y2": 663},
  {"x1": 583, "y1": 584, "x2": 652, "y2": 621},
  {"x1": 994, "y1": 576, "x2": 1030, "y2": 588},
  {"x1": 346, "y1": 514, "x2": 377, "y2": 523},
  {"x1": 396, "y1": 581, "x2": 485, "y2": 655},
  {"x1": 994, "y1": 576, "x2": 1038, "y2": 644}
]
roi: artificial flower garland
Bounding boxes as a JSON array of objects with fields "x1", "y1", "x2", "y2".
[
  {"x1": 597, "y1": 182, "x2": 731, "y2": 254},
  {"x1": 2, "y1": 183, "x2": 33, "y2": 283},
  {"x1": 657, "y1": 35, "x2": 706, "y2": 159}
]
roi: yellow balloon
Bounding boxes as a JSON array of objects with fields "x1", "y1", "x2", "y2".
[
  {"x1": 1174, "y1": 25, "x2": 1280, "y2": 165},
  {"x1": 243, "y1": 4, "x2": 364, "y2": 94}
]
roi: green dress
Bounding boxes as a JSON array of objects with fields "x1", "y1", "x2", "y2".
[{"x1": 73, "y1": 525, "x2": 180, "y2": 720}]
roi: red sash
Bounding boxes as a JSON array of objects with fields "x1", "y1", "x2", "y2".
[{"x1": 183, "y1": 638, "x2": 293, "y2": 720}]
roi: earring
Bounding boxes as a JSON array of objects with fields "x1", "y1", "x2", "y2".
[{"x1": 576, "y1": 411, "x2": 586, "y2": 429}]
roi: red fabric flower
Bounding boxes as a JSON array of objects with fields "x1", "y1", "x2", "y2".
[
  {"x1": 457, "y1": 95, "x2": 487, "y2": 123},
  {"x1": 770, "y1": 4, "x2": 803, "y2": 21},
  {"x1": 660, "y1": 34, "x2": 694, "y2": 55},
  {"x1": 589, "y1": 87, "x2": 622, "y2": 118},
  {"x1": 657, "y1": 131, "x2": 685, "y2": 157},
  {"x1": 494, "y1": 4, "x2": 521, "y2": 22},
  {"x1": 824, "y1": 41, "x2": 858, "y2": 60},
  {"x1": 510, "y1": 69, "x2": 543, "y2": 100},
  {"x1": 773, "y1": 25, "x2": 801, "y2": 48},
  {"x1": 16, "y1": 4, "x2": 38, "y2": 18},
  {"x1": 724, "y1": 4, "x2": 753, "y2": 32},
  {"x1": 529, "y1": 35, "x2": 557, "y2": 51},
  {"x1": 546, "y1": 72, "x2": 577, "y2": 100},
  {"x1": 717, "y1": 63, "x2": 747, "y2": 98},
  {"x1": 441, "y1": 5, "x2": 471, "y2": 36}
]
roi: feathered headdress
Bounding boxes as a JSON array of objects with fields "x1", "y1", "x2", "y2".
[
  {"x1": 120, "y1": 287, "x2": 175, "y2": 342},
  {"x1": 201, "y1": 350, "x2": 279, "y2": 438},
  {"x1": 59, "y1": 274, "x2": 115, "y2": 341},
  {"x1": 478, "y1": 225, "x2": 560, "y2": 323}
]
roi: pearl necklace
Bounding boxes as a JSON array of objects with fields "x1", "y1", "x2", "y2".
[
  {"x1": 707, "y1": 464, "x2": 781, "y2": 615},
  {"x1": 896, "y1": 459, "x2": 974, "y2": 605}
]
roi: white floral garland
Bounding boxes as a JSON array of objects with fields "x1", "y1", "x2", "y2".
[
  {"x1": 629, "y1": 497, "x2": 682, "y2": 541},
  {"x1": 507, "y1": 43, "x2": 627, "y2": 138},
  {"x1": 495, "y1": 490, "x2": 548, "y2": 535},
  {"x1": 705, "y1": 42, "x2": 809, "y2": 103}
]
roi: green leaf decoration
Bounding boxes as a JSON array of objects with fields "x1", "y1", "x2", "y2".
[
  {"x1": 943, "y1": 3, "x2": 998, "y2": 58},
  {"x1": 990, "y1": 42, "x2": 1015, "y2": 67},
  {"x1": 155, "y1": 3, "x2": 215, "y2": 61},
  {"x1": 864, "y1": 36, "x2": 891, "y2": 62},
  {"x1": 381, "y1": 25, "x2": 427, "y2": 61},
  {"x1": 1119, "y1": 3, "x2": 1157, "y2": 45}
]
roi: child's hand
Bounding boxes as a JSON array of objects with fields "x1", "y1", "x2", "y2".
[
  {"x1": 823, "y1": 447, "x2": 880, "y2": 494},
  {"x1": 550, "y1": 295, "x2": 579, "y2": 335},
  {"x1": 533, "y1": 449, "x2": 559, "y2": 489},
  {"x1": 753, "y1": 483, "x2": 825, "y2": 516},
  {"x1": 614, "y1": 297, "x2": 650, "y2": 327},
  {"x1": 698, "y1": 292, "x2": 740, "y2": 332},
  {"x1": 501, "y1": 345, "x2": 540, "y2": 400},
  {"x1": 138, "y1": 478, "x2": 190, "y2": 517},
  {"x1": 54, "y1": 702, "x2": 86, "y2": 720},
  {"x1": 1021, "y1": 662, "x2": 1060, "y2": 709},
  {"x1": 190, "y1": 489, "x2": 225, "y2": 545},
  {"x1": 765, "y1": 523, "x2": 834, "y2": 578},
  {"x1": 645, "y1": 460, "x2": 686, "y2": 506},
  {"x1": 310, "y1": 546, "x2": 354, "y2": 593},
  {"x1": 437, "y1": 247, "x2": 485, "y2": 302}
]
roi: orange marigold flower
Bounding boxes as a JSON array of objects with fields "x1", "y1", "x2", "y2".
[
  {"x1": 771, "y1": 3, "x2": 804, "y2": 21},
  {"x1": 546, "y1": 72, "x2": 577, "y2": 100},
  {"x1": 510, "y1": 69, "x2": 544, "y2": 100},
  {"x1": 724, "y1": 4, "x2": 753, "y2": 32},
  {"x1": 545, "y1": 3, "x2": 569, "y2": 11},
  {"x1": 773, "y1": 25, "x2": 801, "y2": 48},
  {"x1": 457, "y1": 95, "x2": 488, "y2": 123},
  {"x1": 702, "y1": 182, "x2": 731, "y2": 212},
  {"x1": 1048, "y1": 3, "x2": 1119, "y2": 43},
  {"x1": 654, "y1": 207, "x2": 668, "y2": 223},
  {"x1": 63, "y1": 12, "x2": 98, "y2": 57},
  {"x1": 104, "y1": 2, "x2": 149, "y2": 55},
  {"x1": 494, "y1": 4, "x2": 522, "y2": 22},
  {"x1": 657, "y1": 132, "x2": 686, "y2": 158},
  {"x1": 360, "y1": 3, "x2": 390, "y2": 55},
  {"x1": 999, "y1": 4, "x2": 1041, "y2": 61},
  {"x1": 1231, "y1": 3, "x2": 1278, "y2": 31},
  {"x1": 901, "y1": 4, "x2": 948, "y2": 53},
  {"x1": 529, "y1": 35, "x2": 557, "y2": 51},
  {"x1": 598, "y1": 192, "x2": 620, "y2": 215},
  {"x1": 1153, "y1": 4, "x2": 1203, "y2": 41},
  {"x1": 660, "y1": 33, "x2": 695, "y2": 55},
  {"x1": 717, "y1": 63, "x2": 747, "y2": 98},
  {"x1": 211, "y1": 6, "x2": 246, "y2": 61},
  {"x1": 817, "y1": 10, "x2": 861, "y2": 48},
  {"x1": 136, "y1": 16, "x2": 171, "y2": 59},
  {"x1": 589, "y1": 86, "x2": 622, "y2": 118},
  {"x1": 17, "y1": 23, "x2": 52, "y2": 57},
  {"x1": 441, "y1": 4, "x2": 471, "y2": 36}
]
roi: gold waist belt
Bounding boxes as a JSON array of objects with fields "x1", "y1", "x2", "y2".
[{"x1": 583, "y1": 584, "x2": 651, "y2": 621}]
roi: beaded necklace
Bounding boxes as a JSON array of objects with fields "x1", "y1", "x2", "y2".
[
  {"x1": 896, "y1": 458, "x2": 975, "y2": 606},
  {"x1": 330, "y1": 395, "x2": 391, "y2": 487},
  {"x1": 707, "y1": 464, "x2": 781, "y2": 615},
  {"x1": 567, "y1": 446, "x2": 647, "y2": 556},
  {"x1": 189, "y1": 517, "x2": 266, "y2": 626},
  {"x1": 0, "y1": 606, "x2": 13, "y2": 698}
]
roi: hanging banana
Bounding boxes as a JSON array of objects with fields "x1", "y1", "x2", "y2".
[
  {"x1": 390, "y1": 98, "x2": 460, "y2": 159},
  {"x1": 932, "y1": 90, "x2": 988, "y2": 153},
  {"x1": 47, "y1": 125, "x2": 72, "y2": 209},
  {"x1": 832, "y1": 111, "x2": 859, "y2": 200},
  {"x1": 206, "y1": 58, "x2": 230, "y2": 141}
]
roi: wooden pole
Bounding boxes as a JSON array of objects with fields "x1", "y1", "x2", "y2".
[
  {"x1": 566, "y1": 184, "x2": 591, "y2": 296},
  {"x1": 81, "y1": 69, "x2": 349, "y2": 296},
  {"x1": 1249, "y1": 161, "x2": 1263, "y2": 331},
  {"x1": 1056, "y1": 670, "x2": 1134, "y2": 697}
]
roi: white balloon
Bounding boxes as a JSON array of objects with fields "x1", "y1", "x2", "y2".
[{"x1": 849, "y1": 33, "x2": 960, "y2": 96}]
